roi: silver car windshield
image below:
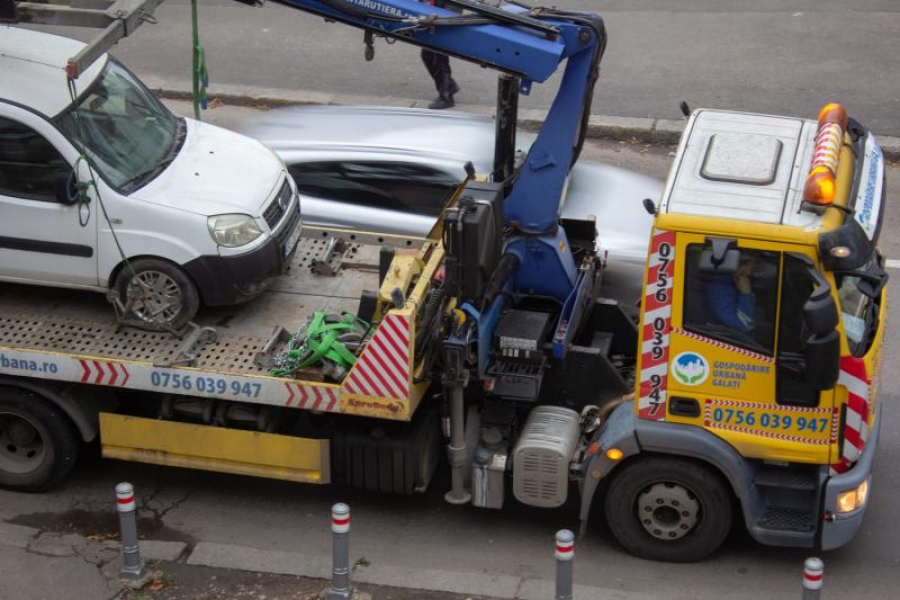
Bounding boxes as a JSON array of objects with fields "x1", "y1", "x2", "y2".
[{"x1": 56, "y1": 59, "x2": 182, "y2": 191}]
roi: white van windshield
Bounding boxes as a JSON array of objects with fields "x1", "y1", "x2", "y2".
[{"x1": 56, "y1": 59, "x2": 183, "y2": 191}]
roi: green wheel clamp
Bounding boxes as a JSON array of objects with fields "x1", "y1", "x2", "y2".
[{"x1": 271, "y1": 312, "x2": 370, "y2": 381}]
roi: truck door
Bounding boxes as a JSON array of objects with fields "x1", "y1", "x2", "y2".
[
  {"x1": 650, "y1": 233, "x2": 834, "y2": 463},
  {"x1": 0, "y1": 106, "x2": 98, "y2": 287}
]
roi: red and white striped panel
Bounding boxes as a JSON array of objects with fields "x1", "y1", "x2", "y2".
[
  {"x1": 79, "y1": 359, "x2": 130, "y2": 386},
  {"x1": 342, "y1": 313, "x2": 411, "y2": 400},
  {"x1": 638, "y1": 229, "x2": 676, "y2": 421},
  {"x1": 283, "y1": 382, "x2": 338, "y2": 412},
  {"x1": 831, "y1": 356, "x2": 871, "y2": 475}
]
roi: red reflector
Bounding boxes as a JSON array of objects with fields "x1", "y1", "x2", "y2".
[{"x1": 65, "y1": 59, "x2": 79, "y2": 80}]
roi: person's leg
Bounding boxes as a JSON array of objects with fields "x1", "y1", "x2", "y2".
[
  {"x1": 435, "y1": 53, "x2": 457, "y2": 100},
  {"x1": 431, "y1": 53, "x2": 459, "y2": 109},
  {"x1": 421, "y1": 49, "x2": 443, "y2": 95}
]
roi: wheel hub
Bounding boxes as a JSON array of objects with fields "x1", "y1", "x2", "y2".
[
  {"x1": 127, "y1": 270, "x2": 183, "y2": 323},
  {"x1": 0, "y1": 413, "x2": 47, "y2": 474},
  {"x1": 637, "y1": 482, "x2": 701, "y2": 540},
  {"x1": 7, "y1": 419, "x2": 38, "y2": 446}
]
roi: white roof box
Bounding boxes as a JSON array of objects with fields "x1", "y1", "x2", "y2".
[{"x1": 661, "y1": 109, "x2": 822, "y2": 229}]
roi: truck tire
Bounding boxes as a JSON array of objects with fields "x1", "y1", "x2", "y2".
[
  {"x1": 604, "y1": 456, "x2": 732, "y2": 562},
  {"x1": 0, "y1": 390, "x2": 82, "y2": 492},
  {"x1": 115, "y1": 258, "x2": 200, "y2": 329}
]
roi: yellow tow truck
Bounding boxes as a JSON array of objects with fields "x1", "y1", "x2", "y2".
[
  {"x1": 0, "y1": 101, "x2": 886, "y2": 562},
  {"x1": 0, "y1": 0, "x2": 887, "y2": 562}
]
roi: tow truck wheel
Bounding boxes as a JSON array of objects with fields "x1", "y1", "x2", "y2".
[
  {"x1": 0, "y1": 390, "x2": 81, "y2": 492},
  {"x1": 604, "y1": 456, "x2": 732, "y2": 562},
  {"x1": 115, "y1": 258, "x2": 199, "y2": 329}
]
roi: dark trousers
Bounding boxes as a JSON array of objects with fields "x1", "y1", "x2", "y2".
[{"x1": 421, "y1": 49, "x2": 458, "y2": 101}]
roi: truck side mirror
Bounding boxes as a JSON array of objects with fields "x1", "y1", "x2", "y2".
[
  {"x1": 803, "y1": 267, "x2": 839, "y2": 335},
  {"x1": 699, "y1": 248, "x2": 740, "y2": 274},
  {"x1": 54, "y1": 170, "x2": 79, "y2": 205},
  {"x1": 699, "y1": 237, "x2": 739, "y2": 274},
  {"x1": 854, "y1": 260, "x2": 889, "y2": 298},
  {"x1": 804, "y1": 330, "x2": 840, "y2": 390}
]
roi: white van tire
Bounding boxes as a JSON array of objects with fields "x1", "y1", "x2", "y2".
[{"x1": 115, "y1": 258, "x2": 200, "y2": 329}]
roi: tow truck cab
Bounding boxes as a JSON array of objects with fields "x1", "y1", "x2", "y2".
[{"x1": 612, "y1": 105, "x2": 886, "y2": 557}]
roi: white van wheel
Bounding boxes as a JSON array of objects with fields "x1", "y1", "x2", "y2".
[{"x1": 115, "y1": 259, "x2": 199, "y2": 329}]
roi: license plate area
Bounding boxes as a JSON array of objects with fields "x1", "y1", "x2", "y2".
[{"x1": 283, "y1": 225, "x2": 302, "y2": 258}]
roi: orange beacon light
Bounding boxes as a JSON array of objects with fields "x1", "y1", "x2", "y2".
[{"x1": 803, "y1": 103, "x2": 848, "y2": 206}]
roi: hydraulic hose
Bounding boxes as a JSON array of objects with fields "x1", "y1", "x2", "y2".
[{"x1": 483, "y1": 252, "x2": 521, "y2": 307}]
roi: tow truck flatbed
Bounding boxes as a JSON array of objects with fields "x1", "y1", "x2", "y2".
[{"x1": 0, "y1": 232, "x2": 436, "y2": 422}]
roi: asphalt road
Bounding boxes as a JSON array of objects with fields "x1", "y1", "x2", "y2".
[
  {"x1": 0, "y1": 102, "x2": 898, "y2": 600},
  {"x1": 36, "y1": 0, "x2": 900, "y2": 135}
]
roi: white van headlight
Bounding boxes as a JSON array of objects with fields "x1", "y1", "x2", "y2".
[{"x1": 208, "y1": 214, "x2": 263, "y2": 247}]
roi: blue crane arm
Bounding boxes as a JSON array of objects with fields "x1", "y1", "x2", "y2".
[
  {"x1": 277, "y1": 0, "x2": 570, "y2": 83},
  {"x1": 243, "y1": 0, "x2": 608, "y2": 358},
  {"x1": 263, "y1": 0, "x2": 605, "y2": 240}
]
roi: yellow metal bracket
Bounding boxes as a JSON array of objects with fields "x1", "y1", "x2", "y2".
[{"x1": 100, "y1": 413, "x2": 330, "y2": 484}]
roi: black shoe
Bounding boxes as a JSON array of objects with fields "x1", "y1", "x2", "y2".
[
  {"x1": 428, "y1": 96, "x2": 455, "y2": 110},
  {"x1": 449, "y1": 80, "x2": 460, "y2": 96}
]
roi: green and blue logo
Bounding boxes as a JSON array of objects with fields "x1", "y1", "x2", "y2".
[{"x1": 672, "y1": 352, "x2": 709, "y2": 386}]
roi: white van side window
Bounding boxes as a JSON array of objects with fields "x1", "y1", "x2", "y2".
[{"x1": 0, "y1": 117, "x2": 68, "y2": 202}]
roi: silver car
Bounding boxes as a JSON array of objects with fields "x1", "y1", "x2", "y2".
[{"x1": 241, "y1": 106, "x2": 661, "y2": 299}]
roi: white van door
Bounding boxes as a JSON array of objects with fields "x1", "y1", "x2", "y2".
[{"x1": 0, "y1": 108, "x2": 98, "y2": 287}]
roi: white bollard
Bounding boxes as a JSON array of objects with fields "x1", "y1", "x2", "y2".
[
  {"x1": 327, "y1": 503, "x2": 353, "y2": 600},
  {"x1": 802, "y1": 557, "x2": 824, "y2": 600},
  {"x1": 116, "y1": 482, "x2": 148, "y2": 581},
  {"x1": 554, "y1": 529, "x2": 575, "y2": 600}
]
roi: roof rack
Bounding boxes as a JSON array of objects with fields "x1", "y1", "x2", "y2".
[{"x1": 0, "y1": 0, "x2": 163, "y2": 78}]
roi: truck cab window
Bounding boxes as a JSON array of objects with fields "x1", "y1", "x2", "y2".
[
  {"x1": 0, "y1": 117, "x2": 68, "y2": 201},
  {"x1": 683, "y1": 244, "x2": 779, "y2": 355},
  {"x1": 836, "y1": 257, "x2": 881, "y2": 357}
]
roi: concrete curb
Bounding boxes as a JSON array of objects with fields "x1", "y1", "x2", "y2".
[
  {"x1": 152, "y1": 81, "x2": 685, "y2": 145},
  {"x1": 148, "y1": 77, "x2": 900, "y2": 160}
]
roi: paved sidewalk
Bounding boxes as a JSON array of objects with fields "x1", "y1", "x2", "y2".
[{"x1": 0, "y1": 520, "x2": 646, "y2": 600}]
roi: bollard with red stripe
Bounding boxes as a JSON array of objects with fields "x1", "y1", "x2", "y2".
[
  {"x1": 115, "y1": 482, "x2": 148, "y2": 581},
  {"x1": 802, "y1": 557, "x2": 824, "y2": 600},
  {"x1": 327, "y1": 503, "x2": 353, "y2": 600},
  {"x1": 555, "y1": 529, "x2": 575, "y2": 600}
]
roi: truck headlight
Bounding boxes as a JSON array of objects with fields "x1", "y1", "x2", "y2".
[
  {"x1": 836, "y1": 480, "x2": 870, "y2": 513},
  {"x1": 208, "y1": 214, "x2": 263, "y2": 247}
]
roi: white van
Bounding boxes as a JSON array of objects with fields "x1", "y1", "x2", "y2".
[{"x1": 0, "y1": 27, "x2": 301, "y2": 328}]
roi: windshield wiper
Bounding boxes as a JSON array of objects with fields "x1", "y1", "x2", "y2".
[
  {"x1": 120, "y1": 154, "x2": 178, "y2": 190},
  {"x1": 120, "y1": 119, "x2": 185, "y2": 190}
]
